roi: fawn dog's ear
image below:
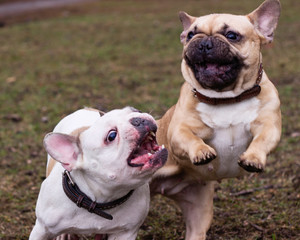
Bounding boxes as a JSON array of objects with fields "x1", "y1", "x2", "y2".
[
  {"x1": 247, "y1": 0, "x2": 281, "y2": 44},
  {"x1": 179, "y1": 11, "x2": 196, "y2": 44}
]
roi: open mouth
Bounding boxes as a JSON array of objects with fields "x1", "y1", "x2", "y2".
[
  {"x1": 188, "y1": 58, "x2": 241, "y2": 90},
  {"x1": 184, "y1": 37, "x2": 243, "y2": 91},
  {"x1": 127, "y1": 130, "x2": 167, "y2": 171}
]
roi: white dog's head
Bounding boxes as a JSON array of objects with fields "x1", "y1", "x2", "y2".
[{"x1": 43, "y1": 107, "x2": 168, "y2": 190}]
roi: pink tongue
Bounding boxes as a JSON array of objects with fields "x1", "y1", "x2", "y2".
[
  {"x1": 145, "y1": 142, "x2": 152, "y2": 151},
  {"x1": 206, "y1": 63, "x2": 218, "y2": 71},
  {"x1": 205, "y1": 63, "x2": 230, "y2": 73},
  {"x1": 130, "y1": 154, "x2": 150, "y2": 165}
]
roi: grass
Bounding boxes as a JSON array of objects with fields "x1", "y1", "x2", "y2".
[{"x1": 0, "y1": 0, "x2": 299, "y2": 239}]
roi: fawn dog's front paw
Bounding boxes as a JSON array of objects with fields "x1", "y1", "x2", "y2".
[
  {"x1": 238, "y1": 151, "x2": 265, "y2": 172},
  {"x1": 189, "y1": 143, "x2": 217, "y2": 165}
]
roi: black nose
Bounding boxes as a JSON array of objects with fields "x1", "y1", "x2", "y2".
[
  {"x1": 199, "y1": 37, "x2": 213, "y2": 53},
  {"x1": 130, "y1": 117, "x2": 157, "y2": 132}
]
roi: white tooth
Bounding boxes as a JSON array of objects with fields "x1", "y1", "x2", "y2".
[
  {"x1": 162, "y1": 144, "x2": 165, "y2": 149},
  {"x1": 148, "y1": 153, "x2": 152, "y2": 156},
  {"x1": 150, "y1": 131, "x2": 156, "y2": 137}
]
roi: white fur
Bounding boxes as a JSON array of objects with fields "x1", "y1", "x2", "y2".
[
  {"x1": 195, "y1": 87, "x2": 247, "y2": 98},
  {"x1": 196, "y1": 98, "x2": 260, "y2": 178},
  {"x1": 30, "y1": 107, "x2": 160, "y2": 240},
  {"x1": 46, "y1": 109, "x2": 100, "y2": 169}
]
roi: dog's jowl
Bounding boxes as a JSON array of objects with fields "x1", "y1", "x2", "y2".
[{"x1": 151, "y1": 0, "x2": 281, "y2": 239}]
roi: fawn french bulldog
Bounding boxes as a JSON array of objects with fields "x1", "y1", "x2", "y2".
[
  {"x1": 151, "y1": 0, "x2": 281, "y2": 239},
  {"x1": 30, "y1": 107, "x2": 167, "y2": 240}
]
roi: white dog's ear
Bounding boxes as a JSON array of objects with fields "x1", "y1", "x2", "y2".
[
  {"x1": 179, "y1": 11, "x2": 196, "y2": 44},
  {"x1": 43, "y1": 133, "x2": 81, "y2": 171},
  {"x1": 247, "y1": 0, "x2": 281, "y2": 44}
]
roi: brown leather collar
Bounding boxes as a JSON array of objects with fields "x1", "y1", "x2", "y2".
[
  {"x1": 62, "y1": 170, "x2": 134, "y2": 220},
  {"x1": 193, "y1": 63, "x2": 263, "y2": 105}
]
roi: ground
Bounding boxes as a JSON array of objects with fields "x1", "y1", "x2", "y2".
[{"x1": 0, "y1": 0, "x2": 299, "y2": 239}]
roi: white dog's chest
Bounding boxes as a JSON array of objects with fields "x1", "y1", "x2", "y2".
[{"x1": 196, "y1": 98, "x2": 260, "y2": 178}]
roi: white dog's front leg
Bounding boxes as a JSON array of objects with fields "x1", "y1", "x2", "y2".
[{"x1": 29, "y1": 219, "x2": 53, "y2": 240}]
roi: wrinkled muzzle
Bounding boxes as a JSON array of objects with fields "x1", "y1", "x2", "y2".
[{"x1": 184, "y1": 37, "x2": 243, "y2": 91}]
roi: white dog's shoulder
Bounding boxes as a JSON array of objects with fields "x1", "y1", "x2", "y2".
[{"x1": 35, "y1": 174, "x2": 150, "y2": 238}]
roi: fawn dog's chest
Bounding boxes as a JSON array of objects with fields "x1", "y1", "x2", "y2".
[{"x1": 196, "y1": 98, "x2": 260, "y2": 178}]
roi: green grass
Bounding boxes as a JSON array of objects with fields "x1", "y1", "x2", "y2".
[{"x1": 0, "y1": 0, "x2": 299, "y2": 239}]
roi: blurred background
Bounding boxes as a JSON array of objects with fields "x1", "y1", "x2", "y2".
[{"x1": 0, "y1": 0, "x2": 299, "y2": 239}]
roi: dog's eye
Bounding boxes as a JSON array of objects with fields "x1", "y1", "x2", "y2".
[
  {"x1": 106, "y1": 130, "x2": 117, "y2": 142},
  {"x1": 225, "y1": 31, "x2": 240, "y2": 41},
  {"x1": 187, "y1": 31, "x2": 195, "y2": 41}
]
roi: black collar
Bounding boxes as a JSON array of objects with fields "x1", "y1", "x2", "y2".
[
  {"x1": 192, "y1": 63, "x2": 263, "y2": 105},
  {"x1": 62, "y1": 170, "x2": 134, "y2": 220}
]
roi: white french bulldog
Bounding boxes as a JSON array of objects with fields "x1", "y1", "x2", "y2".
[{"x1": 29, "y1": 107, "x2": 167, "y2": 240}]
